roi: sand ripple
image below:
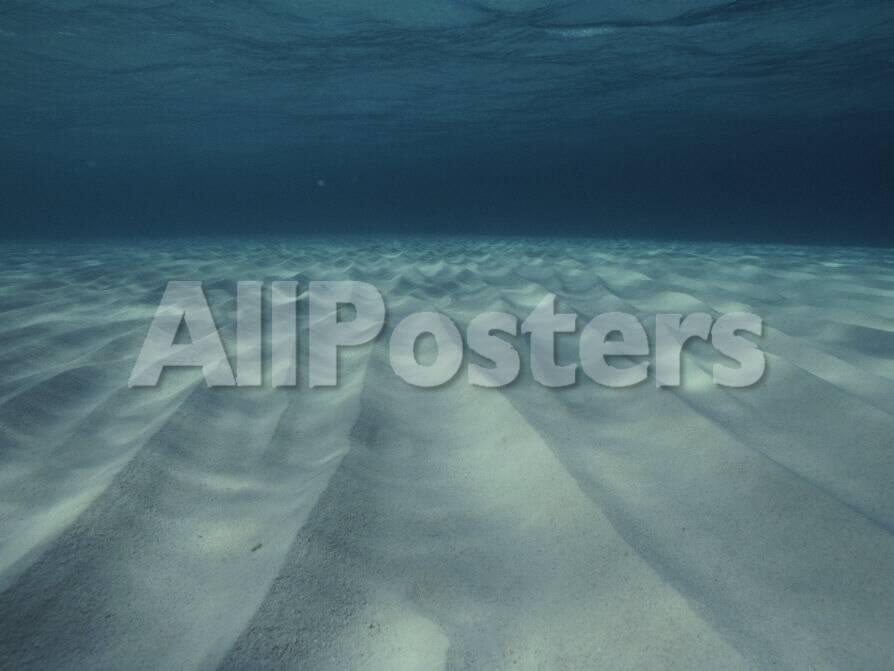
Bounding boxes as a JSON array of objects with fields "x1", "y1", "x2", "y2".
[{"x1": 0, "y1": 238, "x2": 892, "y2": 670}]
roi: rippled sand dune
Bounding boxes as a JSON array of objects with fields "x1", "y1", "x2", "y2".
[{"x1": 1, "y1": 237, "x2": 893, "y2": 670}]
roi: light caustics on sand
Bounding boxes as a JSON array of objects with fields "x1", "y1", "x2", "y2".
[{"x1": 0, "y1": 238, "x2": 893, "y2": 670}]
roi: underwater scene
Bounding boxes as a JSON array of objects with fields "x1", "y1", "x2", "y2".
[{"x1": 1, "y1": 2, "x2": 893, "y2": 670}]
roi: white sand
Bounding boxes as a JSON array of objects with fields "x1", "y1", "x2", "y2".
[{"x1": 0, "y1": 237, "x2": 892, "y2": 670}]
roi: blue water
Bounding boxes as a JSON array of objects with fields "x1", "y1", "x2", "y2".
[
  {"x1": 1, "y1": 1, "x2": 892, "y2": 244},
  {"x1": 1, "y1": 6, "x2": 894, "y2": 667}
]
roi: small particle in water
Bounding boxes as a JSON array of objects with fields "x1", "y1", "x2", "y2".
[
  {"x1": 87, "y1": 159, "x2": 97, "y2": 169},
  {"x1": 251, "y1": 543, "x2": 263, "y2": 552},
  {"x1": 316, "y1": 178, "x2": 326, "y2": 187}
]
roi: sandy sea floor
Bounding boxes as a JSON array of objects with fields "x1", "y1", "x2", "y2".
[{"x1": 1, "y1": 237, "x2": 893, "y2": 670}]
